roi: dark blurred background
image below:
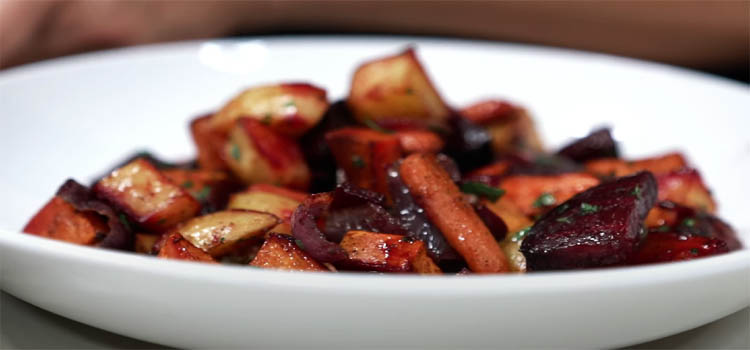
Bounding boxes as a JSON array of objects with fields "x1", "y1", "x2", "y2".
[{"x1": 1, "y1": 1, "x2": 748, "y2": 83}]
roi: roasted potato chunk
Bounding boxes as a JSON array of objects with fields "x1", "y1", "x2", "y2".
[
  {"x1": 348, "y1": 48, "x2": 451, "y2": 128},
  {"x1": 190, "y1": 114, "x2": 228, "y2": 170},
  {"x1": 162, "y1": 168, "x2": 237, "y2": 213},
  {"x1": 498, "y1": 173, "x2": 600, "y2": 217},
  {"x1": 585, "y1": 152, "x2": 688, "y2": 178},
  {"x1": 176, "y1": 209, "x2": 279, "y2": 257},
  {"x1": 339, "y1": 230, "x2": 441, "y2": 274},
  {"x1": 23, "y1": 196, "x2": 109, "y2": 246},
  {"x1": 157, "y1": 232, "x2": 216, "y2": 263},
  {"x1": 227, "y1": 187, "x2": 303, "y2": 234},
  {"x1": 656, "y1": 168, "x2": 716, "y2": 213},
  {"x1": 224, "y1": 117, "x2": 310, "y2": 190},
  {"x1": 461, "y1": 100, "x2": 543, "y2": 155},
  {"x1": 483, "y1": 198, "x2": 532, "y2": 273},
  {"x1": 325, "y1": 127, "x2": 402, "y2": 196},
  {"x1": 134, "y1": 232, "x2": 160, "y2": 254},
  {"x1": 94, "y1": 158, "x2": 201, "y2": 232},
  {"x1": 245, "y1": 184, "x2": 308, "y2": 202},
  {"x1": 250, "y1": 233, "x2": 326, "y2": 271},
  {"x1": 211, "y1": 83, "x2": 329, "y2": 138},
  {"x1": 399, "y1": 153, "x2": 509, "y2": 273}
]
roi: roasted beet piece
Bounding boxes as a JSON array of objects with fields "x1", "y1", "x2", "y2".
[
  {"x1": 291, "y1": 192, "x2": 348, "y2": 263},
  {"x1": 629, "y1": 232, "x2": 729, "y2": 265},
  {"x1": 55, "y1": 179, "x2": 133, "y2": 250},
  {"x1": 475, "y1": 204, "x2": 508, "y2": 241},
  {"x1": 299, "y1": 100, "x2": 357, "y2": 192},
  {"x1": 443, "y1": 114, "x2": 493, "y2": 172},
  {"x1": 648, "y1": 201, "x2": 742, "y2": 251},
  {"x1": 521, "y1": 171, "x2": 658, "y2": 270},
  {"x1": 556, "y1": 128, "x2": 618, "y2": 163},
  {"x1": 386, "y1": 161, "x2": 460, "y2": 263},
  {"x1": 324, "y1": 182, "x2": 408, "y2": 242}
]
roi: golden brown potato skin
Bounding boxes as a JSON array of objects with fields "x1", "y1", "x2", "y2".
[
  {"x1": 94, "y1": 158, "x2": 201, "y2": 232},
  {"x1": 23, "y1": 196, "x2": 109, "y2": 246},
  {"x1": 348, "y1": 48, "x2": 451, "y2": 129},
  {"x1": 250, "y1": 233, "x2": 326, "y2": 271},
  {"x1": 399, "y1": 153, "x2": 509, "y2": 273},
  {"x1": 339, "y1": 230, "x2": 441, "y2": 274},
  {"x1": 157, "y1": 232, "x2": 216, "y2": 263}
]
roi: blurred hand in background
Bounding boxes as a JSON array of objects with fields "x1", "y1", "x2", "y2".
[{"x1": 1, "y1": 1, "x2": 747, "y2": 80}]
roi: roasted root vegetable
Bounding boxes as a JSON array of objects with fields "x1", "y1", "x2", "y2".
[
  {"x1": 460, "y1": 100, "x2": 543, "y2": 156},
  {"x1": 24, "y1": 196, "x2": 110, "y2": 246},
  {"x1": 348, "y1": 48, "x2": 451, "y2": 129},
  {"x1": 162, "y1": 168, "x2": 238, "y2": 213},
  {"x1": 227, "y1": 185, "x2": 305, "y2": 234},
  {"x1": 521, "y1": 172, "x2": 658, "y2": 270},
  {"x1": 211, "y1": 83, "x2": 329, "y2": 138},
  {"x1": 585, "y1": 152, "x2": 688, "y2": 178},
  {"x1": 629, "y1": 232, "x2": 729, "y2": 265},
  {"x1": 190, "y1": 114, "x2": 228, "y2": 170},
  {"x1": 556, "y1": 128, "x2": 618, "y2": 163},
  {"x1": 94, "y1": 158, "x2": 201, "y2": 232},
  {"x1": 176, "y1": 209, "x2": 279, "y2": 257},
  {"x1": 498, "y1": 173, "x2": 600, "y2": 217},
  {"x1": 399, "y1": 153, "x2": 509, "y2": 273},
  {"x1": 339, "y1": 230, "x2": 441, "y2": 274},
  {"x1": 395, "y1": 130, "x2": 444, "y2": 154},
  {"x1": 325, "y1": 127, "x2": 402, "y2": 196},
  {"x1": 655, "y1": 169, "x2": 716, "y2": 213},
  {"x1": 224, "y1": 117, "x2": 310, "y2": 190},
  {"x1": 157, "y1": 232, "x2": 216, "y2": 263},
  {"x1": 134, "y1": 233, "x2": 160, "y2": 254},
  {"x1": 250, "y1": 233, "x2": 327, "y2": 271}
]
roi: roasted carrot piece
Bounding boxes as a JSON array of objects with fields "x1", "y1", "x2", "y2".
[
  {"x1": 190, "y1": 114, "x2": 228, "y2": 170},
  {"x1": 94, "y1": 158, "x2": 201, "y2": 232},
  {"x1": 585, "y1": 152, "x2": 688, "y2": 177},
  {"x1": 157, "y1": 232, "x2": 216, "y2": 263},
  {"x1": 339, "y1": 230, "x2": 441, "y2": 274},
  {"x1": 395, "y1": 130, "x2": 444, "y2": 154},
  {"x1": 498, "y1": 173, "x2": 600, "y2": 217},
  {"x1": 325, "y1": 127, "x2": 403, "y2": 196},
  {"x1": 23, "y1": 196, "x2": 109, "y2": 246},
  {"x1": 250, "y1": 233, "x2": 326, "y2": 271},
  {"x1": 399, "y1": 153, "x2": 509, "y2": 273}
]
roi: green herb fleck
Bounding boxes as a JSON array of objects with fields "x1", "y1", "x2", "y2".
[
  {"x1": 682, "y1": 217, "x2": 696, "y2": 227},
  {"x1": 157, "y1": 218, "x2": 167, "y2": 225},
  {"x1": 656, "y1": 225, "x2": 670, "y2": 232},
  {"x1": 460, "y1": 181, "x2": 506, "y2": 202},
  {"x1": 230, "y1": 143, "x2": 241, "y2": 161},
  {"x1": 689, "y1": 248, "x2": 699, "y2": 255},
  {"x1": 364, "y1": 119, "x2": 395, "y2": 134},
  {"x1": 195, "y1": 186, "x2": 212, "y2": 201},
  {"x1": 405, "y1": 87, "x2": 415, "y2": 95},
  {"x1": 284, "y1": 100, "x2": 296, "y2": 108},
  {"x1": 511, "y1": 227, "x2": 532, "y2": 242},
  {"x1": 532, "y1": 193, "x2": 556, "y2": 208},
  {"x1": 631, "y1": 185, "x2": 642, "y2": 199},
  {"x1": 220, "y1": 237, "x2": 226, "y2": 243},
  {"x1": 295, "y1": 239, "x2": 305, "y2": 249},
  {"x1": 118, "y1": 214, "x2": 132, "y2": 231},
  {"x1": 262, "y1": 113, "x2": 272, "y2": 125},
  {"x1": 181, "y1": 180, "x2": 194, "y2": 189},
  {"x1": 427, "y1": 125, "x2": 449, "y2": 135},
  {"x1": 556, "y1": 216, "x2": 573, "y2": 224},
  {"x1": 352, "y1": 155, "x2": 366, "y2": 169},
  {"x1": 580, "y1": 202, "x2": 600, "y2": 214}
]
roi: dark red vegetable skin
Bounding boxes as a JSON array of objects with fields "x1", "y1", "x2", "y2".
[
  {"x1": 629, "y1": 232, "x2": 729, "y2": 265},
  {"x1": 475, "y1": 204, "x2": 508, "y2": 241},
  {"x1": 521, "y1": 171, "x2": 658, "y2": 270},
  {"x1": 649, "y1": 201, "x2": 742, "y2": 251},
  {"x1": 299, "y1": 100, "x2": 357, "y2": 192},
  {"x1": 324, "y1": 182, "x2": 408, "y2": 242},
  {"x1": 556, "y1": 128, "x2": 619, "y2": 163},
  {"x1": 386, "y1": 161, "x2": 461, "y2": 263},
  {"x1": 55, "y1": 179, "x2": 133, "y2": 250},
  {"x1": 443, "y1": 114, "x2": 493, "y2": 173},
  {"x1": 290, "y1": 192, "x2": 348, "y2": 263}
]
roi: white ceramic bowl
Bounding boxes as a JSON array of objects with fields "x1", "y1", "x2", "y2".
[{"x1": 1, "y1": 37, "x2": 748, "y2": 349}]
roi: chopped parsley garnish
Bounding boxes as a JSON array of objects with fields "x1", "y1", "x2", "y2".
[
  {"x1": 556, "y1": 216, "x2": 573, "y2": 224},
  {"x1": 364, "y1": 119, "x2": 394, "y2": 134},
  {"x1": 689, "y1": 248, "x2": 699, "y2": 255},
  {"x1": 580, "y1": 202, "x2": 599, "y2": 214},
  {"x1": 656, "y1": 225, "x2": 670, "y2": 232},
  {"x1": 352, "y1": 155, "x2": 366, "y2": 169},
  {"x1": 532, "y1": 193, "x2": 556, "y2": 208},
  {"x1": 284, "y1": 100, "x2": 296, "y2": 108},
  {"x1": 295, "y1": 239, "x2": 305, "y2": 249},
  {"x1": 511, "y1": 227, "x2": 532, "y2": 242},
  {"x1": 682, "y1": 217, "x2": 696, "y2": 227},
  {"x1": 631, "y1": 185, "x2": 642, "y2": 199},
  {"x1": 230, "y1": 143, "x2": 241, "y2": 161},
  {"x1": 181, "y1": 180, "x2": 194, "y2": 189},
  {"x1": 262, "y1": 113, "x2": 273, "y2": 125},
  {"x1": 460, "y1": 181, "x2": 505, "y2": 202},
  {"x1": 220, "y1": 237, "x2": 226, "y2": 243},
  {"x1": 195, "y1": 186, "x2": 212, "y2": 201},
  {"x1": 118, "y1": 214, "x2": 132, "y2": 231}
]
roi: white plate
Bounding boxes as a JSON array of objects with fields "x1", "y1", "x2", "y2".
[{"x1": 0, "y1": 36, "x2": 748, "y2": 349}]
